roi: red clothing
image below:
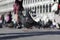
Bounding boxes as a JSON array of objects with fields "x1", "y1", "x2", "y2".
[
  {"x1": 13, "y1": 3, "x2": 19, "y2": 14},
  {"x1": 58, "y1": 4, "x2": 60, "y2": 9}
]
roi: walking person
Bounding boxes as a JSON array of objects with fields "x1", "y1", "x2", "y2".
[{"x1": 13, "y1": 0, "x2": 23, "y2": 29}]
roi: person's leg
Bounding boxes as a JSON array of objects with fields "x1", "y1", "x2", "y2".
[
  {"x1": 14, "y1": 22, "x2": 17, "y2": 28},
  {"x1": 0, "y1": 23, "x2": 2, "y2": 28}
]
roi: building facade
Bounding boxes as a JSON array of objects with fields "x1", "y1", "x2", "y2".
[
  {"x1": 23, "y1": 0, "x2": 58, "y2": 22},
  {"x1": 0, "y1": 0, "x2": 15, "y2": 14}
]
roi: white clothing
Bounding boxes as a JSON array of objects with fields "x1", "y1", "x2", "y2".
[
  {"x1": 51, "y1": 2, "x2": 58, "y2": 12},
  {"x1": 0, "y1": 20, "x2": 2, "y2": 23}
]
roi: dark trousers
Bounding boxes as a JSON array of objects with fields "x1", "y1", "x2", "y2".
[
  {"x1": 14, "y1": 23, "x2": 17, "y2": 28},
  {"x1": 0, "y1": 23, "x2": 2, "y2": 28},
  {"x1": 18, "y1": 11, "x2": 25, "y2": 27}
]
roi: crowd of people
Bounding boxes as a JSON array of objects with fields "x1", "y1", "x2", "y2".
[{"x1": 0, "y1": 0, "x2": 60, "y2": 29}]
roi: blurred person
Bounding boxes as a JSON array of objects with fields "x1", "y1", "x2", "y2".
[
  {"x1": 58, "y1": 0, "x2": 60, "y2": 14},
  {"x1": 52, "y1": 0, "x2": 58, "y2": 14},
  {"x1": 50, "y1": 20, "x2": 56, "y2": 28},
  {"x1": 4, "y1": 13, "x2": 10, "y2": 24},
  {"x1": 0, "y1": 15, "x2": 2, "y2": 28},
  {"x1": 8, "y1": 12, "x2": 12, "y2": 23},
  {"x1": 2, "y1": 14, "x2": 4, "y2": 24},
  {"x1": 1, "y1": 14, "x2": 5, "y2": 28},
  {"x1": 13, "y1": 2, "x2": 19, "y2": 28},
  {"x1": 13, "y1": 0, "x2": 23, "y2": 28},
  {"x1": 4, "y1": 12, "x2": 12, "y2": 23},
  {"x1": 12, "y1": 13, "x2": 18, "y2": 28},
  {"x1": 13, "y1": 0, "x2": 20, "y2": 26}
]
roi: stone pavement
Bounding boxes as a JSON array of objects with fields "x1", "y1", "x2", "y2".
[
  {"x1": 0, "y1": 28, "x2": 60, "y2": 40},
  {"x1": 0, "y1": 28, "x2": 60, "y2": 33}
]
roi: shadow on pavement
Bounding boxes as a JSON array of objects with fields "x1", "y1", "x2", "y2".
[{"x1": 0, "y1": 31, "x2": 60, "y2": 40}]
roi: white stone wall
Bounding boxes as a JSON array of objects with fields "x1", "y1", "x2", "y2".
[
  {"x1": 0, "y1": 0, "x2": 15, "y2": 13},
  {"x1": 23, "y1": 0, "x2": 55, "y2": 22}
]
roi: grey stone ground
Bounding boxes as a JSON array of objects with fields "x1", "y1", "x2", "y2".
[{"x1": 0, "y1": 28, "x2": 60, "y2": 40}]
